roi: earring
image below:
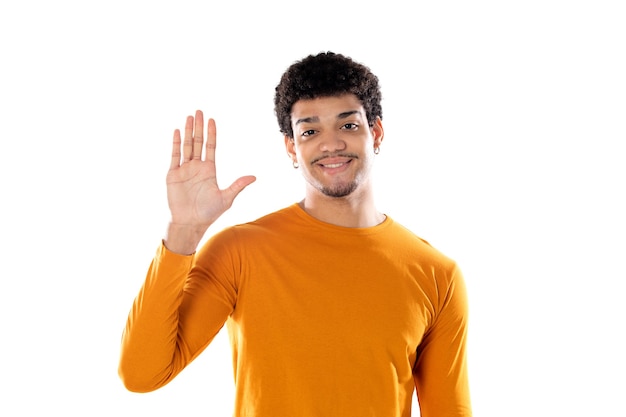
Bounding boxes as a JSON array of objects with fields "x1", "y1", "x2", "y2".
[
  {"x1": 292, "y1": 160, "x2": 299, "y2": 169},
  {"x1": 374, "y1": 147, "x2": 380, "y2": 155}
]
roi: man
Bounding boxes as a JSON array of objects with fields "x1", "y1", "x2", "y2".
[{"x1": 119, "y1": 52, "x2": 472, "y2": 416}]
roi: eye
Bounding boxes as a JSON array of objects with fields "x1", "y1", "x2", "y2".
[
  {"x1": 302, "y1": 129, "x2": 316, "y2": 137},
  {"x1": 341, "y1": 123, "x2": 359, "y2": 130}
]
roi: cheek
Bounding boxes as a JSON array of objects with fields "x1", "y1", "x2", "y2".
[{"x1": 293, "y1": 142, "x2": 310, "y2": 157}]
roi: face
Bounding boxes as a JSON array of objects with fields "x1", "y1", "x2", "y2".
[{"x1": 285, "y1": 94, "x2": 384, "y2": 199}]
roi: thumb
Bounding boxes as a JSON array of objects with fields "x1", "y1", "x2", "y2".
[{"x1": 223, "y1": 175, "x2": 257, "y2": 203}]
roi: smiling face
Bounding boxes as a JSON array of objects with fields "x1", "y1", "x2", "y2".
[{"x1": 285, "y1": 94, "x2": 384, "y2": 199}]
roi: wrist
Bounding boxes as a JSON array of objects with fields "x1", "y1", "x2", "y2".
[{"x1": 163, "y1": 222, "x2": 208, "y2": 255}]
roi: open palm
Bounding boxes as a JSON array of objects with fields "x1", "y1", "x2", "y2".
[{"x1": 166, "y1": 110, "x2": 256, "y2": 228}]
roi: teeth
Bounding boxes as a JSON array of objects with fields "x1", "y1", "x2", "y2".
[{"x1": 323, "y1": 163, "x2": 343, "y2": 168}]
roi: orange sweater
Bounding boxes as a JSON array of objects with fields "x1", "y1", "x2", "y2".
[{"x1": 119, "y1": 204, "x2": 471, "y2": 416}]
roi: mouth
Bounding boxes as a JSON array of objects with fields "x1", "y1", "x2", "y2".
[
  {"x1": 312, "y1": 154, "x2": 358, "y2": 169},
  {"x1": 315, "y1": 159, "x2": 353, "y2": 174},
  {"x1": 319, "y1": 161, "x2": 350, "y2": 168}
]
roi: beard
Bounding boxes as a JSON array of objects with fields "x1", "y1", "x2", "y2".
[
  {"x1": 319, "y1": 181, "x2": 358, "y2": 198},
  {"x1": 304, "y1": 152, "x2": 367, "y2": 198}
]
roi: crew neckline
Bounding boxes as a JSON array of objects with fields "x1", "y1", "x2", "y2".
[{"x1": 288, "y1": 203, "x2": 392, "y2": 235}]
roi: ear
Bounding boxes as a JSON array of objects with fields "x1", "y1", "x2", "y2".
[
  {"x1": 284, "y1": 135, "x2": 296, "y2": 161},
  {"x1": 371, "y1": 116, "x2": 384, "y2": 148}
]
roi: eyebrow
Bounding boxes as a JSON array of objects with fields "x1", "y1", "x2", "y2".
[{"x1": 294, "y1": 110, "x2": 361, "y2": 126}]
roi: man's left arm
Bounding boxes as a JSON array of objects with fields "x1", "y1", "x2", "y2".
[{"x1": 413, "y1": 265, "x2": 472, "y2": 417}]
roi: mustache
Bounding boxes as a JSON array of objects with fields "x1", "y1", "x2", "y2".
[{"x1": 311, "y1": 153, "x2": 359, "y2": 165}]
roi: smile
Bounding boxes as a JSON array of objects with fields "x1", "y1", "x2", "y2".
[
  {"x1": 321, "y1": 162, "x2": 346, "y2": 168},
  {"x1": 313, "y1": 153, "x2": 358, "y2": 167}
]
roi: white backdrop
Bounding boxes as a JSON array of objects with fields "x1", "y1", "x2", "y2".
[{"x1": 1, "y1": 1, "x2": 624, "y2": 416}]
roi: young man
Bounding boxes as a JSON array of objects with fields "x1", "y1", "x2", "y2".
[{"x1": 119, "y1": 52, "x2": 472, "y2": 416}]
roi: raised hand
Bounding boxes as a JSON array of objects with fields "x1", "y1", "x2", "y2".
[{"x1": 164, "y1": 110, "x2": 256, "y2": 254}]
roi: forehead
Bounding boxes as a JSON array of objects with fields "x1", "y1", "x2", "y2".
[{"x1": 291, "y1": 94, "x2": 365, "y2": 122}]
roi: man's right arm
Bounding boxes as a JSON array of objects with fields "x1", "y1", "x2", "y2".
[
  {"x1": 118, "y1": 243, "x2": 196, "y2": 392},
  {"x1": 118, "y1": 110, "x2": 255, "y2": 391}
]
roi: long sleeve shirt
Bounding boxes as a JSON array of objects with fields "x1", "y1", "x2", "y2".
[{"x1": 119, "y1": 204, "x2": 472, "y2": 416}]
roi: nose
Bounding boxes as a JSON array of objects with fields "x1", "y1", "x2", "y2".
[{"x1": 318, "y1": 132, "x2": 347, "y2": 153}]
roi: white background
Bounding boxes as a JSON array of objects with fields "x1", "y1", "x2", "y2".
[{"x1": 1, "y1": 1, "x2": 624, "y2": 416}]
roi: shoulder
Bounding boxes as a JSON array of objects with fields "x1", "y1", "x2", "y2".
[
  {"x1": 385, "y1": 218, "x2": 457, "y2": 269},
  {"x1": 202, "y1": 204, "x2": 300, "y2": 247}
]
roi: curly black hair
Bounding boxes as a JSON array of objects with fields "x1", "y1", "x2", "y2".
[{"x1": 274, "y1": 51, "x2": 383, "y2": 138}]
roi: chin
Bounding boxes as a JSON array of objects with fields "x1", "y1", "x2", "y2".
[{"x1": 320, "y1": 182, "x2": 358, "y2": 198}]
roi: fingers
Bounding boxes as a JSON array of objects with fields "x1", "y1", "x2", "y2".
[
  {"x1": 180, "y1": 110, "x2": 204, "y2": 162},
  {"x1": 193, "y1": 110, "x2": 204, "y2": 160},
  {"x1": 170, "y1": 129, "x2": 182, "y2": 169},
  {"x1": 172, "y1": 111, "x2": 216, "y2": 168},
  {"x1": 205, "y1": 118, "x2": 217, "y2": 163},
  {"x1": 182, "y1": 114, "x2": 194, "y2": 161}
]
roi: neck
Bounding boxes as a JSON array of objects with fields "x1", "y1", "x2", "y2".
[{"x1": 299, "y1": 187, "x2": 385, "y2": 228}]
